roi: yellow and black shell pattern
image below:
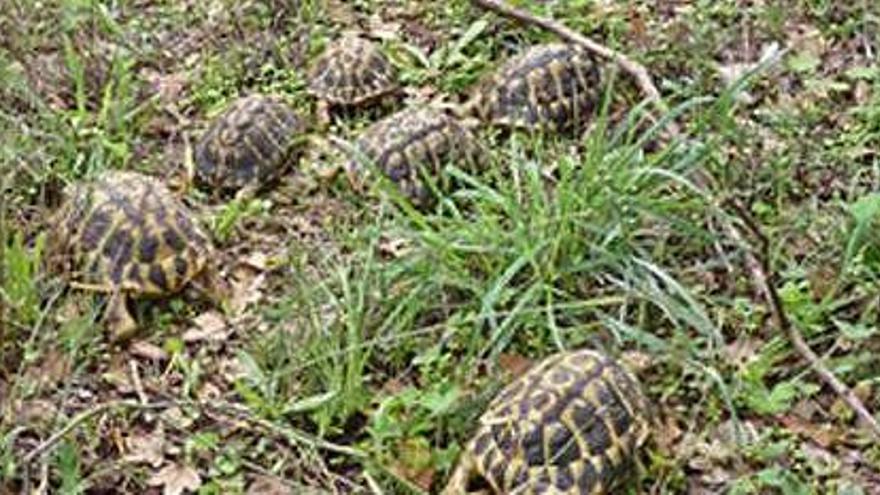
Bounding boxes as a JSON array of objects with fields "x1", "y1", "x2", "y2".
[
  {"x1": 345, "y1": 106, "x2": 483, "y2": 205},
  {"x1": 468, "y1": 43, "x2": 602, "y2": 131},
  {"x1": 306, "y1": 34, "x2": 399, "y2": 107},
  {"x1": 442, "y1": 349, "x2": 650, "y2": 495},
  {"x1": 193, "y1": 94, "x2": 307, "y2": 194},
  {"x1": 50, "y1": 170, "x2": 213, "y2": 297}
]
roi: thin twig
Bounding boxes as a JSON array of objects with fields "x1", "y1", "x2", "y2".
[
  {"x1": 22, "y1": 400, "x2": 173, "y2": 464},
  {"x1": 205, "y1": 400, "x2": 367, "y2": 459},
  {"x1": 471, "y1": 0, "x2": 679, "y2": 135},
  {"x1": 471, "y1": 0, "x2": 880, "y2": 439}
]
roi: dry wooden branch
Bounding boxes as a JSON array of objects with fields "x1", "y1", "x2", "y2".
[{"x1": 471, "y1": 0, "x2": 880, "y2": 439}]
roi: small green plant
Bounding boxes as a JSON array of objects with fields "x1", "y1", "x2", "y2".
[
  {"x1": 55, "y1": 440, "x2": 85, "y2": 495},
  {"x1": 2, "y1": 230, "x2": 44, "y2": 327},
  {"x1": 209, "y1": 197, "x2": 272, "y2": 243}
]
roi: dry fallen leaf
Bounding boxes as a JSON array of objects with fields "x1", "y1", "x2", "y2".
[
  {"x1": 378, "y1": 235, "x2": 411, "y2": 259},
  {"x1": 183, "y1": 311, "x2": 229, "y2": 343},
  {"x1": 779, "y1": 414, "x2": 839, "y2": 448},
  {"x1": 26, "y1": 348, "x2": 73, "y2": 391},
  {"x1": 246, "y1": 475, "x2": 291, "y2": 495},
  {"x1": 143, "y1": 69, "x2": 188, "y2": 103},
  {"x1": 123, "y1": 428, "x2": 166, "y2": 468},
  {"x1": 14, "y1": 399, "x2": 58, "y2": 426},
  {"x1": 230, "y1": 272, "x2": 266, "y2": 314},
  {"x1": 130, "y1": 340, "x2": 170, "y2": 361},
  {"x1": 160, "y1": 407, "x2": 194, "y2": 430},
  {"x1": 148, "y1": 463, "x2": 201, "y2": 495},
  {"x1": 620, "y1": 350, "x2": 653, "y2": 374},
  {"x1": 240, "y1": 251, "x2": 269, "y2": 271},
  {"x1": 393, "y1": 438, "x2": 436, "y2": 492},
  {"x1": 197, "y1": 381, "x2": 222, "y2": 402},
  {"x1": 498, "y1": 352, "x2": 533, "y2": 377}
]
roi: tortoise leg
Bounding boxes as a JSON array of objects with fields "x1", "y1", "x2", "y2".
[
  {"x1": 441, "y1": 453, "x2": 491, "y2": 495},
  {"x1": 104, "y1": 291, "x2": 138, "y2": 341},
  {"x1": 316, "y1": 100, "x2": 332, "y2": 130},
  {"x1": 233, "y1": 181, "x2": 261, "y2": 203},
  {"x1": 190, "y1": 265, "x2": 231, "y2": 310}
]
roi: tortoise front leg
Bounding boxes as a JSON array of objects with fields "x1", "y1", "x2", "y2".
[{"x1": 103, "y1": 290, "x2": 138, "y2": 341}]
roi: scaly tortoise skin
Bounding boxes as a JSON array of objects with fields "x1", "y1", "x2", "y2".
[
  {"x1": 442, "y1": 349, "x2": 650, "y2": 494},
  {"x1": 193, "y1": 93, "x2": 308, "y2": 196},
  {"x1": 49, "y1": 170, "x2": 225, "y2": 340},
  {"x1": 344, "y1": 106, "x2": 484, "y2": 206},
  {"x1": 306, "y1": 34, "x2": 399, "y2": 109},
  {"x1": 466, "y1": 43, "x2": 602, "y2": 131}
]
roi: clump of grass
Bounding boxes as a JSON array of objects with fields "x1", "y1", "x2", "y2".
[{"x1": 238, "y1": 89, "x2": 737, "y2": 490}]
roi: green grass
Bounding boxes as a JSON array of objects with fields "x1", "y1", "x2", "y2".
[{"x1": 3, "y1": 0, "x2": 880, "y2": 493}]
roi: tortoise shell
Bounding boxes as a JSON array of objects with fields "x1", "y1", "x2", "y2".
[
  {"x1": 49, "y1": 170, "x2": 221, "y2": 338},
  {"x1": 467, "y1": 43, "x2": 602, "y2": 131},
  {"x1": 194, "y1": 93, "x2": 307, "y2": 195},
  {"x1": 345, "y1": 106, "x2": 483, "y2": 205},
  {"x1": 442, "y1": 349, "x2": 650, "y2": 494},
  {"x1": 306, "y1": 34, "x2": 399, "y2": 107}
]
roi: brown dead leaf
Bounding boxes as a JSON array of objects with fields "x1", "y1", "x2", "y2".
[
  {"x1": 378, "y1": 235, "x2": 411, "y2": 259},
  {"x1": 148, "y1": 463, "x2": 201, "y2": 495},
  {"x1": 240, "y1": 251, "x2": 270, "y2": 271},
  {"x1": 102, "y1": 355, "x2": 135, "y2": 395},
  {"x1": 14, "y1": 400, "x2": 58, "y2": 427},
  {"x1": 654, "y1": 415, "x2": 684, "y2": 455},
  {"x1": 627, "y1": 5, "x2": 649, "y2": 48},
  {"x1": 619, "y1": 350, "x2": 653, "y2": 374},
  {"x1": 778, "y1": 415, "x2": 838, "y2": 448},
  {"x1": 724, "y1": 336, "x2": 765, "y2": 368},
  {"x1": 182, "y1": 311, "x2": 229, "y2": 343},
  {"x1": 325, "y1": 0, "x2": 360, "y2": 25},
  {"x1": 853, "y1": 80, "x2": 871, "y2": 105},
  {"x1": 123, "y1": 427, "x2": 166, "y2": 468},
  {"x1": 230, "y1": 272, "x2": 266, "y2": 314},
  {"x1": 24, "y1": 348, "x2": 73, "y2": 391},
  {"x1": 800, "y1": 442, "x2": 838, "y2": 473},
  {"x1": 219, "y1": 356, "x2": 250, "y2": 384},
  {"x1": 197, "y1": 381, "x2": 222, "y2": 402},
  {"x1": 160, "y1": 407, "x2": 194, "y2": 430},
  {"x1": 367, "y1": 13, "x2": 402, "y2": 41},
  {"x1": 393, "y1": 438, "x2": 436, "y2": 492},
  {"x1": 246, "y1": 475, "x2": 291, "y2": 495},
  {"x1": 381, "y1": 377, "x2": 408, "y2": 395},
  {"x1": 130, "y1": 340, "x2": 170, "y2": 362},
  {"x1": 498, "y1": 352, "x2": 533, "y2": 377},
  {"x1": 787, "y1": 23, "x2": 825, "y2": 60},
  {"x1": 144, "y1": 70, "x2": 189, "y2": 103}
]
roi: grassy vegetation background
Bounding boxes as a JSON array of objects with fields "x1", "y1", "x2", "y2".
[{"x1": 2, "y1": 0, "x2": 880, "y2": 493}]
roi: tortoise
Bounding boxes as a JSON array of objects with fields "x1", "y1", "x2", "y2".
[
  {"x1": 306, "y1": 33, "x2": 400, "y2": 124},
  {"x1": 47, "y1": 170, "x2": 227, "y2": 340},
  {"x1": 441, "y1": 349, "x2": 650, "y2": 494},
  {"x1": 343, "y1": 105, "x2": 484, "y2": 206},
  {"x1": 464, "y1": 43, "x2": 603, "y2": 132},
  {"x1": 193, "y1": 93, "x2": 308, "y2": 197}
]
